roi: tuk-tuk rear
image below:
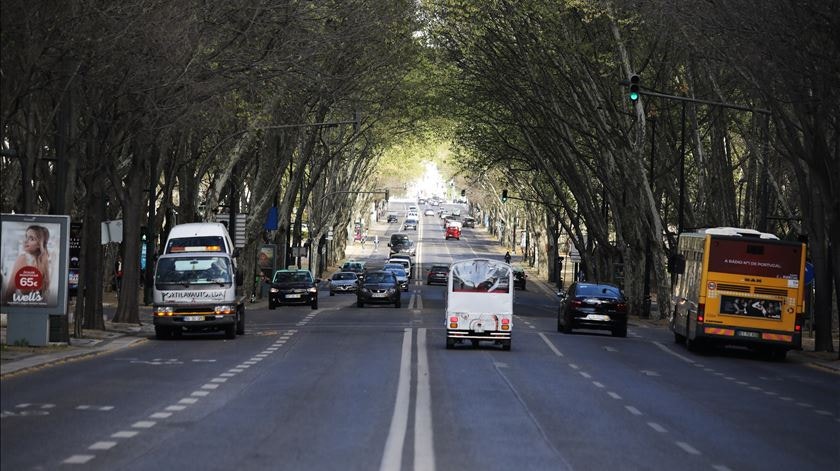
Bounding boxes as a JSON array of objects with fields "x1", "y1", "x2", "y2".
[{"x1": 445, "y1": 258, "x2": 513, "y2": 350}]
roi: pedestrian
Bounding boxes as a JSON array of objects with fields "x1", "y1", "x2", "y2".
[
  {"x1": 114, "y1": 255, "x2": 123, "y2": 292},
  {"x1": 504, "y1": 251, "x2": 511, "y2": 264},
  {"x1": 2, "y1": 224, "x2": 52, "y2": 303}
]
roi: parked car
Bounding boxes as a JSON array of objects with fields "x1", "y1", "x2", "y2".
[
  {"x1": 269, "y1": 269, "x2": 320, "y2": 310},
  {"x1": 329, "y1": 271, "x2": 359, "y2": 296},
  {"x1": 384, "y1": 266, "x2": 409, "y2": 291},
  {"x1": 426, "y1": 264, "x2": 449, "y2": 285},
  {"x1": 387, "y1": 214, "x2": 399, "y2": 223},
  {"x1": 357, "y1": 270, "x2": 401, "y2": 308},
  {"x1": 513, "y1": 267, "x2": 527, "y2": 290},
  {"x1": 462, "y1": 216, "x2": 476, "y2": 228},
  {"x1": 557, "y1": 282, "x2": 627, "y2": 337}
]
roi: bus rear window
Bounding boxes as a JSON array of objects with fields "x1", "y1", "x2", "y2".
[{"x1": 708, "y1": 239, "x2": 801, "y2": 279}]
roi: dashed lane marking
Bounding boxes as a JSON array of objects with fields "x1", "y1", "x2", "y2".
[
  {"x1": 675, "y1": 441, "x2": 701, "y2": 455},
  {"x1": 648, "y1": 422, "x2": 667, "y2": 433},
  {"x1": 111, "y1": 431, "x2": 138, "y2": 438},
  {"x1": 607, "y1": 392, "x2": 622, "y2": 400},
  {"x1": 149, "y1": 412, "x2": 172, "y2": 419},
  {"x1": 131, "y1": 421, "x2": 156, "y2": 429},
  {"x1": 178, "y1": 398, "x2": 198, "y2": 405},
  {"x1": 626, "y1": 406, "x2": 642, "y2": 416},
  {"x1": 88, "y1": 441, "x2": 117, "y2": 451},
  {"x1": 62, "y1": 455, "x2": 95, "y2": 464}
]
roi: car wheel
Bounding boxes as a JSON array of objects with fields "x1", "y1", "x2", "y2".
[
  {"x1": 311, "y1": 300, "x2": 318, "y2": 310},
  {"x1": 395, "y1": 300, "x2": 401, "y2": 308},
  {"x1": 330, "y1": 291, "x2": 335, "y2": 296},
  {"x1": 155, "y1": 326, "x2": 171, "y2": 340},
  {"x1": 224, "y1": 324, "x2": 236, "y2": 339},
  {"x1": 236, "y1": 310, "x2": 245, "y2": 335},
  {"x1": 612, "y1": 323, "x2": 627, "y2": 338},
  {"x1": 268, "y1": 301, "x2": 276, "y2": 310},
  {"x1": 561, "y1": 312, "x2": 573, "y2": 333}
]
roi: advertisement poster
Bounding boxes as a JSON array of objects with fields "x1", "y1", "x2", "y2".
[
  {"x1": 258, "y1": 244, "x2": 276, "y2": 277},
  {"x1": 1, "y1": 214, "x2": 70, "y2": 314},
  {"x1": 720, "y1": 295, "x2": 782, "y2": 319},
  {"x1": 69, "y1": 222, "x2": 82, "y2": 295}
]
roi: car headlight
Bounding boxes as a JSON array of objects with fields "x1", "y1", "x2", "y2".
[
  {"x1": 214, "y1": 305, "x2": 235, "y2": 314},
  {"x1": 387, "y1": 288, "x2": 396, "y2": 294},
  {"x1": 308, "y1": 287, "x2": 317, "y2": 293},
  {"x1": 270, "y1": 287, "x2": 279, "y2": 293}
]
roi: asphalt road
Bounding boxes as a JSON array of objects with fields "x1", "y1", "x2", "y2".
[{"x1": 2, "y1": 202, "x2": 839, "y2": 470}]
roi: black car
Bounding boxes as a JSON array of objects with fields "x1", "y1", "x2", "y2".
[
  {"x1": 269, "y1": 269, "x2": 320, "y2": 310},
  {"x1": 557, "y1": 282, "x2": 627, "y2": 337},
  {"x1": 387, "y1": 214, "x2": 399, "y2": 223},
  {"x1": 388, "y1": 233, "x2": 414, "y2": 255},
  {"x1": 513, "y1": 267, "x2": 527, "y2": 290},
  {"x1": 357, "y1": 270, "x2": 401, "y2": 308},
  {"x1": 462, "y1": 217, "x2": 476, "y2": 228},
  {"x1": 426, "y1": 264, "x2": 449, "y2": 285}
]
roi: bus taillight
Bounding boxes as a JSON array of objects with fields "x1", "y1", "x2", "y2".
[{"x1": 697, "y1": 303, "x2": 705, "y2": 323}]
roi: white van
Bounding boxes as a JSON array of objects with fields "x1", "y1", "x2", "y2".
[{"x1": 164, "y1": 223, "x2": 238, "y2": 259}]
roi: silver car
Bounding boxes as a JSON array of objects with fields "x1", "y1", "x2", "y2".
[
  {"x1": 329, "y1": 271, "x2": 359, "y2": 296},
  {"x1": 384, "y1": 267, "x2": 409, "y2": 291}
]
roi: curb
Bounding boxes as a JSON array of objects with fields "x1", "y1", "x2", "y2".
[{"x1": 1, "y1": 335, "x2": 147, "y2": 379}]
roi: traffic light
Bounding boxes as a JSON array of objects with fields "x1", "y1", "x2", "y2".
[
  {"x1": 384, "y1": 189, "x2": 390, "y2": 202},
  {"x1": 629, "y1": 74, "x2": 640, "y2": 102},
  {"x1": 501, "y1": 189, "x2": 508, "y2": 203}
]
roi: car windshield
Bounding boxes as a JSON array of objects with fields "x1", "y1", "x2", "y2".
[
  {"x1": 385, "y1": 268, "x2": 407, "y2": 277},
  {"x1": 431, "y1": 265, "x2": 448, "y2": 272},
  {"x1": 273, "y1": 271, "x2": 312, "y2": 283},
  {"x1": 576, "y1": 284, "x2": 621, "y2": 298},
  {"x1": 364, "y1": 272, "x2": 393, "y2": 284},
  {"x1": 155, "y1": 256, "x2": 232, "y2": 284},
  {"x1": 333, "y1": 273, "x2": 357, "y2": 281},
  {"x1": 391, "y1": 235, "x2": 409, "y2": 244}
]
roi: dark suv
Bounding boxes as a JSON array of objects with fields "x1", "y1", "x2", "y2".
[
  {"x1": 388, "y1": 233, "x2": 413, "y2": 255},
  {"x1": 426, "y1": 264, "x2": 449, "y2": 285},
  {"x1": 557, "y1": 282, "x2": 627, "y2": 337},
  {"x1": 357, "y1": 271, "x2": 401, "y2": 308},
  {"x1": 269, "y1": 269, "x2": 320, "y2": 310}
]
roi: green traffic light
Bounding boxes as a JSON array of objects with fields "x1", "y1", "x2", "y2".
[{"x1": 630, "y1": 91, "x2": 639, "y2": 101}]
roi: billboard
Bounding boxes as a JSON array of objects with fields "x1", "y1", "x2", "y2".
[{"x1": 1, "y1": 214, "x2": 70, "y2": 315}]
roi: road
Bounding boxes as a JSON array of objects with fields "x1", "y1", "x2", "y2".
[{"x1": 2, "y1": 202, "x2": 838, "y2": 470}]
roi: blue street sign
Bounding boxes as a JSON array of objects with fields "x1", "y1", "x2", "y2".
[{"x1": 804, "y1": 262, "x2": 814, "y2": 285}]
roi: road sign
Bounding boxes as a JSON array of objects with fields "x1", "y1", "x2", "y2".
[{"x1": 215, "y1": 213, "x2": 247, "y2": 248}]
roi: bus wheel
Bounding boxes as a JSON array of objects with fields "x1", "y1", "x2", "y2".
[
  {"x1": 685, "y1": 336, "x2": 702, "y2": 353},
  {"x1": 765, "y1": 347, "x2": 787, "y2": 361},
  {"x1": 674, "y1": 331, "x2": 686, "y2": 344}
]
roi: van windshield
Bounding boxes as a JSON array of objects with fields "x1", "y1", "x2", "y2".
[
  {"x1": 166, "y1": 236, "x2": 226, "y2": 253},
  {"x1": 155, "y1": 256, "x2": 232, "y2": 285}
]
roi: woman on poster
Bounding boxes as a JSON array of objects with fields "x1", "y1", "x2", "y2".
[{"x1": 2, "y1": 225, "x2": 52, "y2": 303}]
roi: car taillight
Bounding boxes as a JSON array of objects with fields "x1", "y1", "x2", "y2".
[{"x1": 570, "y1": 300, "x2": 582, "y2": 308}]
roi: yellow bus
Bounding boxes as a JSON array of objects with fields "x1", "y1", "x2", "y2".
[{"x1": 669, "y1": 227, "x2": 806, "y2": 360}]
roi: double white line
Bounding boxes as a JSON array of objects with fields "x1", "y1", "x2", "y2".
[{"x1": 379, "y1": 328, "x2": 435, "y2": 471}]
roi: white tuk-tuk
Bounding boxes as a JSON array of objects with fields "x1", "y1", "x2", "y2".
[{"x1": 445, "y1": 258, "x2": 513, "y2": 350}]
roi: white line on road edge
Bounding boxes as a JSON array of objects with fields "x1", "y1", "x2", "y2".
[
  {"x1": 414, "y1": 328, "x2": 436, "y2": 471},
  {"x1": 538, "y1": 333, "x2": 564, "y2": 357},
  {"x1": 653, "y1": 341, "x2": 695, "y2": 364},
  {"x1": 379, "y1": 328, "x2": 412, "y2": 471}
]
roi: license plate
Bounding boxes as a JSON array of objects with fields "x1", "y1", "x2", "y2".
[
  {"x1": 183, "y1": 316, "x2": 204, "y2": 322},
  {"x1": 286, "y1": 294, "x2": 301, "y2": 299},
  {"x1": 736, "y1": 331, "x2": 759, "y2": 338},
  {"x1": 586, "y1": 314, "x2": 610, "y2": 321},
  {"x1": 372, "y1": 293, "x2": 387, "y2": 298}
]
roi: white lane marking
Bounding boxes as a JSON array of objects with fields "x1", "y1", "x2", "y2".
[
  {"x1": 229, "y1": 368, "x2": 244, "y2": 373},
  {"x1": 569, "y1": 364, "x2": 580, "y2": 370},
  {"x1": 815, "y1": 410, "x2": 832, "y2": 416},
  {"x1": 580, "y1": 372, "x2": 592, "y2": 379},
  {"x1": 149, "y1": 412, "x2": 172, "y2": 419},
  {"x1": 132, "y1": 421, "x2": 156, "y2": 429},
  {"x1": 178, "y1": 398, "x2": 198, "y2": 405},
  {"x1": 796, "y1": 402, "x2": 813, "y2": 408},
  {"x1": 749, "y1": 386, "x2": 762, "y2": 391},
  {"x1": 63, "y1": 455, "x2": 95, "y2": 464},
  {"x1": 676, "y1": 441, "x2": 701, "y2": 455},
  {"x1": 538, "y1": 333, "x2": 564, "y2": 357},
  {"x1": 592, "y1": 381, "x2": 605, "y2": 389},
  {"x1": 625, "y1": 406, "x2": 642, "y2": 416},
  {"x1": 779, "y1": 396, "x2": 793, "y2": 401},
  {"x1": 607, "y1": 392, "x2": 622, "y2": 400},
  {"x1": 603, "y1": 346, "x2": 618, "y2": 352},
  {"x1": 75, "y1": 405, "x2": 114, "y2": 411},
  {"x1": 88, "y1": 441, "x2": 117, "y2": 450},
  {"x1": 408, "y1": 293, "x2": 416, "y2": 309},
  {"x1": 736, "y1": 381, "x2": 748, "y2": 386},
  {"x1": 16, "y1": 403, "x2": 31, "y2": 408},
  {"x1": 191, "y1": 391, "x2": 210, "y2": 397},
  {"x1": 712, "y1": 465, "x2": 732, "y2": 471},
  {"x1": 236, "y1": 364, "x2": 251, "y2": 369},
  {"x1": 695, "y1": 364, "x2": 704, "y2": 368},
  {"x1": 201, "y1": 384, "x2": 219, "y2": 390},
  {"x1": 653, "y1": 341, "x2": 695, "y2": 363},
  {"x1": 416, "y1": 294, "x2": 424, "y2": 310},
  {"x1": 220, "y1": 373, "x2": 236, "y2": 377},
  {"x1": 414, "y1": 328, "x2": 436, "y2": 471},
  {"x1": 724, "y1": 376, "x2": 735, "y2": 380},
  {"x1": 165, "y1": 405, "x2": 187, "y2": 412},
  {"x1": 763, "y1": 391, "x2": 777, "y2": 396},
  {"x1": 211, "y1": 377, "x2": 228, "y2": 383},
  {"x1": 648, "y1": 422, "x2": 668, "y2": 433},
  {"x1": 111, "y1": 431, "x2": 138, "y2": 438},
  {"x1": 529, "y1": 325, "x2": 536, "y2": 329},
  {"x1": 379, "y1": 329, "x2": 413, "y2": 471}
]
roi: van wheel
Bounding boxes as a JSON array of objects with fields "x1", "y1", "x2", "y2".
[
  {"x1": 224, "y1": 324, "x2": 236, "y2": 339},
  {"x1": 236, "y1": 311, "x2": 245, "y2": 335},
  {"x1": 155, "y1": 326, "x2": 171, "y2": 340}
]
